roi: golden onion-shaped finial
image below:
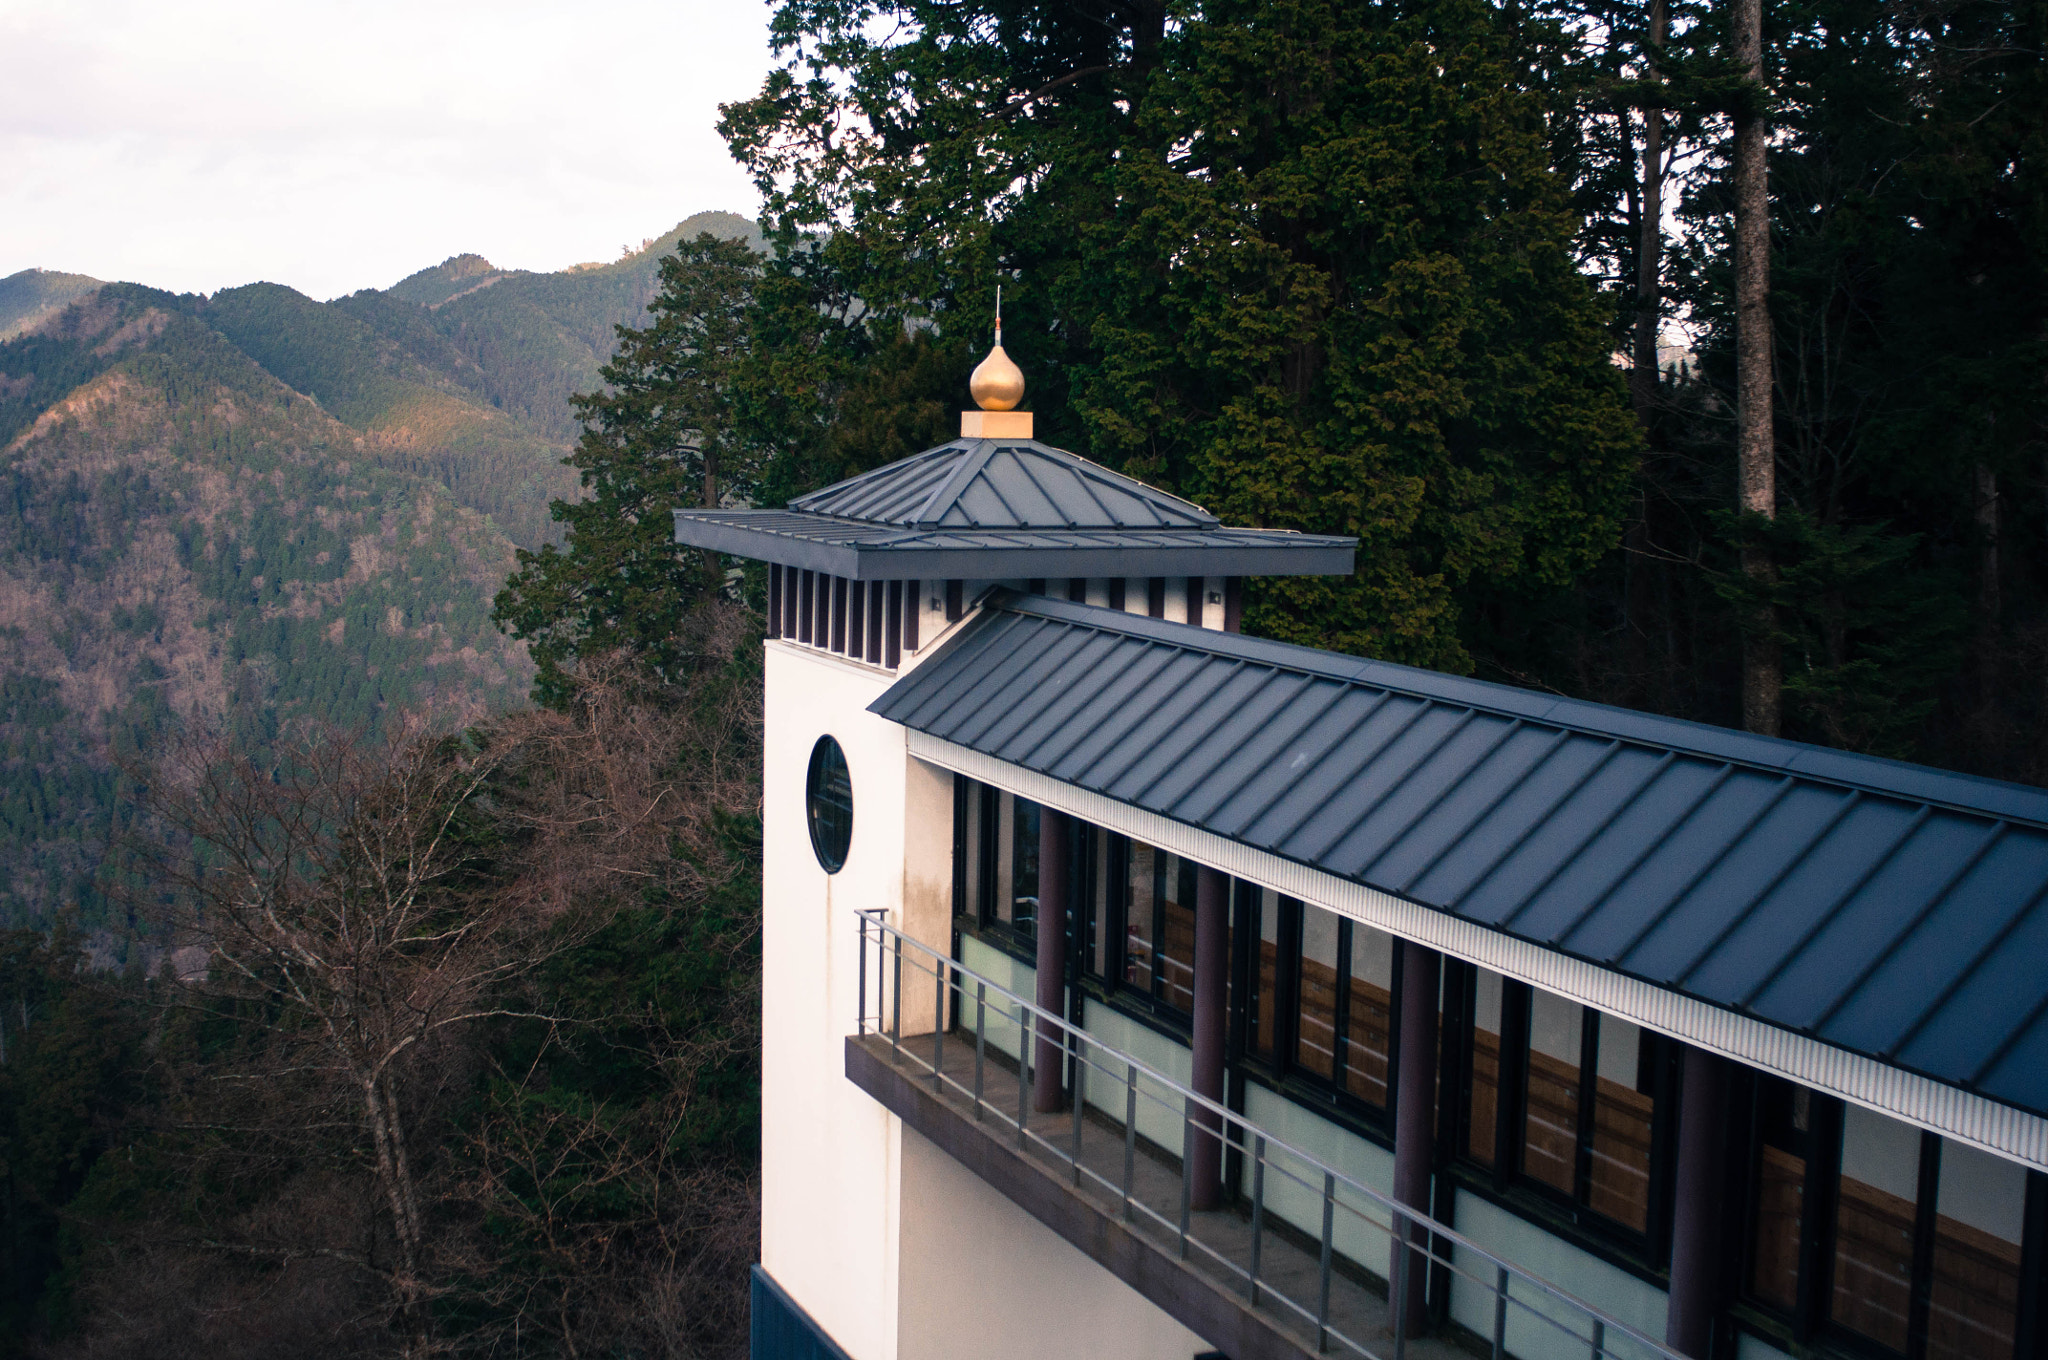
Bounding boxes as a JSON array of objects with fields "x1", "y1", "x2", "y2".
[
  {"x1": 969, "y1": 340, "x2": 1025, "y2": 411},
  {"x1": 969, "y1": 287, "x2": 1025, "y2": 411}
]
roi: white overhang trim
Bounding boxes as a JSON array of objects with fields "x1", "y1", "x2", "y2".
[{"x1": 906, "y1": 731, "x2": 2048, "y2": 1172}]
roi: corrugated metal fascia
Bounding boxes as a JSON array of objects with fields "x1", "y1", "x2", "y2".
[{"x1": 909, "y1": 730, "x2": 2048, "y2": 1171}]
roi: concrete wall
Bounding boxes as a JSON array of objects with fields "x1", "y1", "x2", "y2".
[{"x1": 894, "y1": 1122, "x2": 1211, "y2": 1360}]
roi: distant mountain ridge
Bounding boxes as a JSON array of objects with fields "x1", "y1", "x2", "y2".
[{"x1": 0, "y1": 211, "x2": 762, "y2": 940}]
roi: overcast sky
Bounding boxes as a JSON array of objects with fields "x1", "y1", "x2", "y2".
[{"x1": 0, "y1": 0, "x2": 771, "y2": 300}]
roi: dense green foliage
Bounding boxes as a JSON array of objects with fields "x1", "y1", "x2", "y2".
[
  {"x1": 720, "y1": 0, "x2": 1642, "y2": 671},
  {"x1": 494, "y1": 236, "x2": 764, "y2": 707},
  {"x1": 720, "y1": 0, "x2": 2048, "y2": 776},
  {"x1": 1497, "y1": 0, "x2": 2048, "y2": 773}
]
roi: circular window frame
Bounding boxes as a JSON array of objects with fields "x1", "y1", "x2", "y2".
[{"x1": 805, "y1": 735, "x2": 854, "y2": 874}]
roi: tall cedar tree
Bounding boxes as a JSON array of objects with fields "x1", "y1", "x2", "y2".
[
  {"x1": 721, "y1": 0, "x2": 1642, "y2": 672},
  {"x1": 494, "y1": 236, "x2": 760, "y2": 706}
]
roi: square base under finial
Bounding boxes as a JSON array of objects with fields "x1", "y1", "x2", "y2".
[{"x1": 961, "y1": 410, "x2": 1033, "y2": 439}]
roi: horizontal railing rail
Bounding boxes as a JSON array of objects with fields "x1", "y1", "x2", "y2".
[{"x1": 855, "y1": 910, "x2": 1683, "y2": 1360}]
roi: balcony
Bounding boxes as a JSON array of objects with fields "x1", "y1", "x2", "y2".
[{"x1": 848, "y1": 914, "x2": 1679, "y2": 1360}]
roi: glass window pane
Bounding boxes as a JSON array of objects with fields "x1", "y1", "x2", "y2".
[
  {"x1": 1159, "y1": 853, "x2": 1196, "y2": 1014},
  {"x1": 1295, "y1": 904, "x2": 1340, "y2": 1079},
  {"x1": 1523, "y1": 991, "x2": 1582, "y2": 1194},
  {"x1": 1084, "y1": 829, "x2": 1110, "y2": 979},
  {"x1": 1749, "y1": 1079, "x2": 1809, "y2": 1310},
  {"x1": 1468, "y1": 968, "x2": 1503, "y2": 1165},
  {"x1": 993, "y1": 791, "x2": 1015, "y2": 927},
  {"x1": 1587, "y1": 1017, "x2": 1654, "y2": 1231},
  {"x1": 1831, "y1": 1104, "x2": 1920, "y2": 1353},
  {"x1": 1011, "y1": 797, "x2": 1039, "y2": 935},
  {"x1": 1342, "y1": 925, "x2": 1394, "y2": 1106},
  {"x1": 1248, "y1": 888, "x2": 1280, "y2": 1059},
  {"x1": 1124, "y1": 843, "x2": 1156, "y2": 992},
  {"x1": 1926, "y1": 1140, "x2": 2025, "y2": 1360},
  {"x1": 961, "y1": 783, "x2": 985, "y2": 921}
]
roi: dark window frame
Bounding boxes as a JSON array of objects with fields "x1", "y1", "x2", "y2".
[
  {"x1": 1731, "y1": 1071, "x2": 2048, "y2": 1360},
  {"x1": 1446, "y1": 966, "x2": 1679, "y2": 1267},
  {"x1": 1232, "y1": 890, "x2": 1400, "y2": 1135}
]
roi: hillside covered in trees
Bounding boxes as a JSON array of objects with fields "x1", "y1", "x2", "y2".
[{"x1": 0, "y1": 211, "x2": 762, "y2": 938}]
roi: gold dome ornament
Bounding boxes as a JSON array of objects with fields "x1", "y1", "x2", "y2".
[{"x1": 961, "y1": 289, "x2": 1034, "y2": 437}]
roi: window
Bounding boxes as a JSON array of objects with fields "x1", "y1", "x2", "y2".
[
  {"x1": 1120, "y1": 844, "x2": 1195, "y2": 1014},
  {"x1": 1458, "y1": 973, "x2": 1664, "y2": 1238},
  {"x1": 1832, "y1": 1104, "x2": 1920, "y2": 1352},
  {"x1": 1237, "y1": 890, "x2": 1397, "y2": 1117},
  {"x1": 1741, "y1": 1076, "x2": 2039, "y2": 1360},
  {"x1": 1749, "y1": 1078, "x2": 1810, "y2": 1311},
  {"x1": 1524, "y1": 990, "x2": 1583, "y2": 1194},
  {"x1": 1928, "y1": 1140, "x2": 2027, "y2": 1360},
  {"x1": 952, "y1": 780, "x2": 1039, "y2": 939},
  {"x1": 1468, "y1": 968, "x2": 1503, "y2": 1165},
  {"x1": 804, "y1": 736, "x2": 852, "y2": 873}
]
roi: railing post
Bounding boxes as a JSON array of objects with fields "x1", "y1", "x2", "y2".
[
  {"x1": 1591, "y1": 1318, "x2": 1605, "y2": 1360},
  {"x1": 1071, "y1": 1047, "x2": 1086, "y2": 1183},
  {"x1": 1016, "y1": 1001, "x2": 1029, "y2": 1148},
  {"x1": 1316, "y1": 1170, "x2": 1335, "y2": 1353},
  {"x1": 1178, "y1": 1107, "x2": 1193, "y2": 1259},
  {"x1": 1391, "y1": 1208, "x2": 1409, "y2": 1360},
  {"x1": 890, "y1": 928, "x2": 903, "y2": 1052},
  {"x1": 932, "y1": 956, "x2": 945, "y2": 1086},
  {"x1": 1123, "y1": 1060, "x2": 1138, "y2": 1220},
  {"x1": 974, "y1": 982, "x2": 987, "y2": 1119},
  {"x1": 1248, "y1": 1134, "x2": 1267, "y2": 1306},
  {"x1": 857, "y1": 912, "x2": 869, "y2": 1034},
  {"x1": 1493, "y1": 1264, "x2": 1509, "y2": 1360}
]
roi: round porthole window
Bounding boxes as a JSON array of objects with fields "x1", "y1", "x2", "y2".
[{"x1": 805, "y1": 735, "x2": 853, "y2": 873}]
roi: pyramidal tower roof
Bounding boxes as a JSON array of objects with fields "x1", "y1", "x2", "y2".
[
  {"x1": 792, "y1": 438, "x2": 1220, "y2": 532},
  {"x1": 673, "y1": 332, "x2": 1354, "y2": 581}
]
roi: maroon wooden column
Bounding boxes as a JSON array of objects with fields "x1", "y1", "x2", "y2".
[
  {"x1": 1666, "y1": 1045, "x2": 1730, "y2": 1357},
  {"x1": 1033, "y1": 808, "x2": 1070, "y2": 1113},
  {"x1": 1391, "y1": 941, "x2": 1441, "y2": 1333},
  {"x1": 1189, "y1": 865, "x2": 1230, "y2": 1210}
]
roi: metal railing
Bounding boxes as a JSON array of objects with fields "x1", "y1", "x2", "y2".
[{"x1": 855, "y1": 911, "x2": 1684, "y2": 1360}]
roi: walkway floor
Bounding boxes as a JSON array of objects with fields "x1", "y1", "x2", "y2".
[{"x1": 853, "y1": 1029, "x2": 1479, "y2": 1360}]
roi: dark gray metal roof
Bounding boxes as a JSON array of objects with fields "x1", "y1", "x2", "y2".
[
  {"x1": 872, "y1": 591, "x2": 2048, "y2": 1120},
  {"x1": 792, "y1": 438, "x2": 1220, "y2": 530},
  {"x1": 671, "y1": 511, "x2": 1355, "y2": 580},
  {"x1": 673, "y1": 435, "x2": 1357, "y2": 578}
]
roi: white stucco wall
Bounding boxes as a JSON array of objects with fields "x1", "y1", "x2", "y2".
[
  {"x1": 894, "y1": 1122, "x2": 1211, "y2": 1360},
  {"x1": 760, "y1": 640, "x2": 922, "y2": 1360}
]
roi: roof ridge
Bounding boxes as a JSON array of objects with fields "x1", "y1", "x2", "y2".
[{"x1": 912, "y1": 440, "x2": 999, "y2": 528}]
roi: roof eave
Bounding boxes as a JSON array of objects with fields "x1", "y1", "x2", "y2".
[{"x1": 673, "y1": 511, "x2": 1358, "y2": 581}]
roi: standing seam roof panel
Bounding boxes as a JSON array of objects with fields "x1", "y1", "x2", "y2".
[{"x1": 869, "y1": 591, "x2": 2048, "y2": 1121}]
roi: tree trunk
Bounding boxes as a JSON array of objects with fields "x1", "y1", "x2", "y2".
[
  {"x1": 365, "y1": 1072, "x2": 428, "y2": 1350},
  {"x1": 1733, "y1": 0, "x2": 1779, "y2": 737},
  {"x1": 1632, "y1": 0, "x2": 1669, "y2": 421}
]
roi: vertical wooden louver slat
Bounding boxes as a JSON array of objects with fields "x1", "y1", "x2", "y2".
[
  {"x1": 847, "y1": 575, "x2": 863, "y2": 655},
  {"x1": 904, "y1": 579, "x2": 920, "y2": 654},
  {"x1": 885, "y1": 582, "x2": 902, "y2": 669},
  {"x1": 867, "y1": 582, "x2": 884, "y2": 663}
]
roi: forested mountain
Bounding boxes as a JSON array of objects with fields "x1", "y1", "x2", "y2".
[
  {"x1": 0, "y1": 211, "x2": 763, "y2": 938},
  {"x1": 0, "y1": 271, "x2": 103, "y2": 342}
]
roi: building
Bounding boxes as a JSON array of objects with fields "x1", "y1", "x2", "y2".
[{"x1": 675, "y1": 340, "x2": 2048, "y2": 1360}]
